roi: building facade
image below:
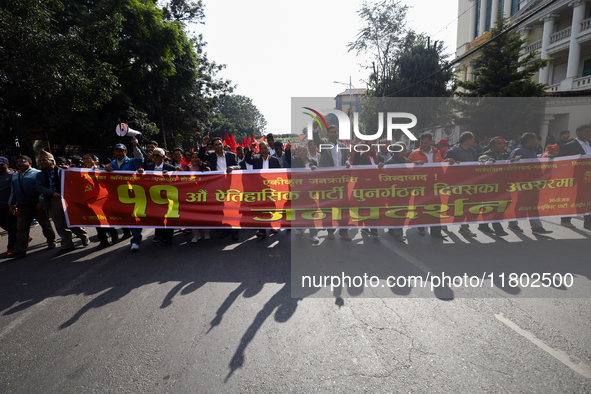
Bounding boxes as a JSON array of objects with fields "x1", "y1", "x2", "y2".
[{"x1": 455, "y1": 0, "x2": 591, "y2": 142}]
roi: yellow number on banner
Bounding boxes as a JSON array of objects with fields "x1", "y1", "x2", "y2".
[
  {"x1": 117, "y1": 184, "x2": 147, "y2": 218},
  {"x1": 149, "y1": 185, "x2": 180, "y2": 218}
]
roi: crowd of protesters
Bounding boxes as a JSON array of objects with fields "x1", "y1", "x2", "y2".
[{"x1": 1, "y1": 125, "x2": 591, "y2": 258}]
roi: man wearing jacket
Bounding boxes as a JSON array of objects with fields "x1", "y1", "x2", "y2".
[
  {"x1": 312, "y1": 125, "x2": 352, "y2": 241},
  {"x1": 138, "y1": 148, "x2": 178, "y2": 245},
  {"x1": 198, "y1": 134, "x2": 241, "y2": 173},
  {"x1": 409, "y1": 133, "x2": 454, "y2": 239},
  {"x1": 7, "y1": 155, "x2": 56, "y2": 258},
  {"x1": 105, "y1": 139, "x2": 145, "y2": 251},
  {"x1": 443, "y1": 132, "x2": 478, "y2": 237},
  {"x1": 507, "y1": 132, "x2": 553, "y2": 235},
  {"x1": 37, "y1": 150, "x2": 89, "y2": 256},
  {"x1": 558, "y1": 125, "x2": 591, "y2": 230}
]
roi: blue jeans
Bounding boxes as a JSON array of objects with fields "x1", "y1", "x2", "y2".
[{"x1": 130, "y1": 228, "x2": 142, "y2": 245}]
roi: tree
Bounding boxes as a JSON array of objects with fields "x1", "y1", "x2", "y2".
[
  {"x1": 347, "y1": 0, "x2": 408, "y2": 97},
  {"x1": 454, "y1": 18, "x2": 549, "y2": 138},
  {"x1": 0, "y1": 0, "x2": 121, "y2": 149},
  {"x1": 210, "y1": 95, "x2": 267, "y2": 142},
  {"x1": 455, "y1": 17, "x2": 549, "y2": 97}
]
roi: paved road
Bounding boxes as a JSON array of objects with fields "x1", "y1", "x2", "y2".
[{"x1": 0, "y1": 217, "x2": 590, "y2": 393}]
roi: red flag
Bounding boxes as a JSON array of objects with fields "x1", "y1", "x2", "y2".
[
  {"x1": 223, "y1": 134, "x2": 230, "y2": 147},
  {"x1": 230, "y1": 134, "x2": 237, "y2": 152}
]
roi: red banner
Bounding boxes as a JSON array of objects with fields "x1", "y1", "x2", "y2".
[{"x1": 62, "y1": 157, "x2": 591, "y2": 229}]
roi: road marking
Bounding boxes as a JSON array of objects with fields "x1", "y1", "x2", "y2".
[
  {"x1": 495, "y1": 314, "x2": 591, "y2": 379},
  {"x1": 267, "y1": 241, "x2": 279, "y2": 248}
]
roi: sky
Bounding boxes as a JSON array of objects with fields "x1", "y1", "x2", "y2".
[{"x1": 194, "y1": 0, "x2": 459, "y2": 137}]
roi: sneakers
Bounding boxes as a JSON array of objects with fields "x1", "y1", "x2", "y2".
[
  {"x1": 361, "y1": 228, "x2": 372, "y2": 236},
  {"x1": 532, "y1": 227, "x2": 553, "y2": 235},
  {"x1": 82, "y1": 237, "x2": 90, "y2": 247},
  {"x1": 371, "y1": 230, "x2": 380, "y2": 240},
  {"x1": 310, "y1": 235, "x2": 320, "y2": 245},
  {"x1": 495, "y1": 230, "x2": 509, "y2": 237},
  {"x1": 46, "y1": 242, "x2": 56, "y2": 250},
  {"x1": 394, "y1": 235, "x2": 406, "y2": 243},
  {"x1": 204, "y1": 232, "x2": 210, "y2": 240},
  {"x1": 327, "y1": 232, "x2": 335, "y2": 240},
  {"x1": 5, "y1": 250, "x2": 14, "y2": 257},
  {"x1": 508, "y1": 225, "x2": 523, "y2": 233},
  {"x1": 458, "y1": 228, "x2": 477, "y2": 237},
  {"x1": 30, "y1": 219, "x2": 39, "y2": 228},
  {"x1": 561, "y1": 221, "x2": 575, "y2": 229},
  {"x1": 256, "y1": 230, "x2": 266, "y2": 238},
  {"x1": 191, "y1": 234, "x2": 201, "y2": 243},
  {"x1": 130, "y1": 243, "x2": 140, "y2": 251}
]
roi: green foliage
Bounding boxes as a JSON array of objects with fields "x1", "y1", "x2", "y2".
[
  {"x1": 0, "y1": 0, "x2": 233, "y2": 152},
  {"x1": 454, "y1": 18, "x2": 549, "y2": 139},
  {"x1": 455, "y1": 18, "x2": 549, "y2": 97},
  {"x1": 210, "y1": 95, "x2": 267, "y2": 142}
]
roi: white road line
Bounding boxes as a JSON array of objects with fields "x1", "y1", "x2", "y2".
[{"x1": 495, "y1": 314, "x2": 591, "y2": 379}]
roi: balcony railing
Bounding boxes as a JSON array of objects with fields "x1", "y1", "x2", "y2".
[
  {"x1": 581, "y1": 17, "x2": 591, "y2": 31},
  {"x1": 524, "y1": 39, "x2": 542, "y2": 52},
  {"x1": 546, "y1": 83, "x2": 560, "y2": 92},
  {"x1": 550, "y1": 27, "x2": 571, "y2": 43},
  {"x1": 573, "y1": 75, "x2": 591, "y2": 90}
]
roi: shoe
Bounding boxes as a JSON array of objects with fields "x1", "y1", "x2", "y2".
[
  {"x1": 431, "y1": 233, "x2": 447, "y2": 240},
  {"x1": 56, "y1": 247, "x2": 75, "y2": 256},
  {"x1": 478, "y1": 225, "x2": 494, "y2": 233},
  {"x1": 231, "y1": 233, "x2": 239, "y2": 241},
  {"x1": 191, "y1": 234, "x2": 201, "y2": 243},
  {"x1": 508, "y1": 225, "x2": 523, "y2": 233},
  {"x1": 495, "y1": 230, "x2": 509, "y2": 237},
  {"x1": 204, "y1": 233, "x2": 210, "y2": 240},
  {"x1": 7, "y1": 251, "x2": 26, "y2": 259},
  {"x1": 532, "y1": 227, "x2": 553, "y2": 235},
  {"x1": 339, "y1": 232, "x2": 352, "y2": 241},
  {"x1": 82, "y1": 237, "x2": 90, "y2": 247},
  {"x1": 458, "y1": 228, "x2": 477, "y2": 237},
  {"x1": 30, "y1": 220, "x2": 39, "y2": 228},
  {"x1": 371, "y1": 231, "x2": 380, "y2": 240},
  {"x1": 361, "y1": 228, "x2": 372, "y2": 236},
  {"x1": 47, "y1": 242, "x2": 56, "y2": 250},
  {"x1": 256, "y1": 231, "x2": 266, "y2": 238},
  {"x1": 111, "y1": 236, "x2": 119, "y2": 245},
  {"x1": 152, "y1": 236, "x2": 161, "y2": 243},
  {"x1": 327, "y1": 232, "x2": 335, "y2": 240},
  {"x1": 417, "y1": 228, "x2": 425, "y2": 236},
  {"x1": 96, "y1": 241, "x2": 110, "y2": 249},
  {"x1": 5, "y1": 250, "x2": 14, "y2": 257},
  {"x1": 164, "y1": 239, "x2": 172, "y2": 246},
  {"x1": 220, "y1": 230, "x2": 230, "y2": 238},
  {"x1": 28, "y1": 236, "x2": 33, "y2": 245},
  {"x1": 130, "y1": 243, "x2": 140, "y2": 251},
  {"x1": 270, "y1": 229, "x2": 278, "y2": 235},
  {"x1": 561, "y1": 221, "x2": 575, "y2": 228},
  {"x1": 310, "y1": 235, "x2": 320, "y2": 245},
  {"x1": 394, "y1": 235, "x2": 406, "y2": 243}
]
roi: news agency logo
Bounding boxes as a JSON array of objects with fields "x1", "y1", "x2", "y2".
[{"x1": 302, "y1": 107, "x2": 418, "y2": 153}]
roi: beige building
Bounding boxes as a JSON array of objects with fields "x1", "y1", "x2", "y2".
[
  {"x1": 455, "y1": 0, "x2": 591, "y2": 141},
  {"x1": 334, "y1": 88, "x2": 366, "y2": 116}
]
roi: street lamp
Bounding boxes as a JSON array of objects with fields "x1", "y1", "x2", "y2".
[{"x1": 334, "y1": 77, "x2": 355, "y2": 140}]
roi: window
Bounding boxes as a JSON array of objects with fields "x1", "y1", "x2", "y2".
[
  {"x1": 583, "y1": 59, "x2": 591, "y2": 77},
  {"x1": 511, "y1": 0, "x2": 519, "y2": 16}
]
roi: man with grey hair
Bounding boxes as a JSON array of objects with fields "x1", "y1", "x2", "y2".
[{"x1": 37, "y1": 150, "x2": 89, "y2": 256}]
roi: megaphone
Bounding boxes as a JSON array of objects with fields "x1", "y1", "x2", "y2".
[{"x1": 115, "y1": 123, "x2": 141, "y2": 138}]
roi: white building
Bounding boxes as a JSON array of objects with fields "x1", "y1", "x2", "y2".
[{"x1": 455, "y1": 0, "x2": 591, "y2": 141}]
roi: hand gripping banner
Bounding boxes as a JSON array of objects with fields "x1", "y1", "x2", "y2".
[{"x1": 62, "y1": 157, "x2": 591, "y2": 229}]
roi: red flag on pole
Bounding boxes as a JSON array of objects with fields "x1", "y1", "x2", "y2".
[{"x1": 230, "y1": 134, "x2": 237, "y2": 152}]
